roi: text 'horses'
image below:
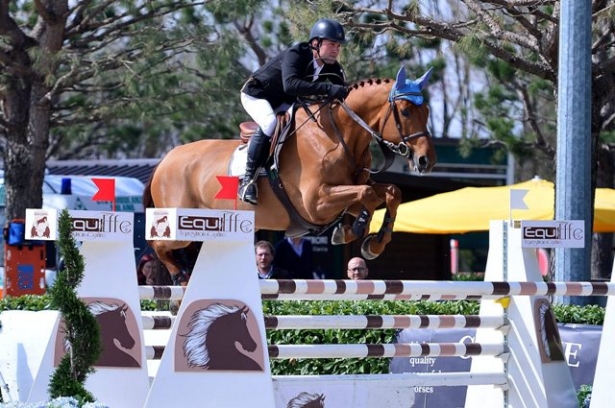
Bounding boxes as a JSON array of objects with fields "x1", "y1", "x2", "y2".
[{"x1": 143, "y1": 66, "x2": 436, "y2": 282}]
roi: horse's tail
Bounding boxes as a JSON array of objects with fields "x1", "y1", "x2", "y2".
[{"x1": 142, "y1": 163, "x2": 160, "y2": 209}]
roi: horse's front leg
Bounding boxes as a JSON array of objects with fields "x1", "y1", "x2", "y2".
[
  {"x1": 314, "y1": 184, "x2": 381, "y2": 245},
  {"x1": 320, "y1": 183, "x2": 400, "y2": 258},
  {"x1": 358, "y1": 183, "x2": 401, "y2": 259}
]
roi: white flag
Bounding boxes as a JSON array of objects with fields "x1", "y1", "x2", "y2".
[{"x1": 510, "y1": 189, "x2": 529, "y2": 210}]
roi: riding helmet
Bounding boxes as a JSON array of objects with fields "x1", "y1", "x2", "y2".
[{"x1": 309, "y1": 18, "x2": 346, "y2": 43}]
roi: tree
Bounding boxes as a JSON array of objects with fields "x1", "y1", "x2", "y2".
[
  {"x1": 1, "y1": 0, "x2": 249, "y2": 222},
  {"x1": 330, "y1": 0, "x2": 615, "y2": 278}
]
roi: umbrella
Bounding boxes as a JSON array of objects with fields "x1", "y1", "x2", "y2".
[{"x1": 370, "y1": 177, "x2": 615, "y2": 234}]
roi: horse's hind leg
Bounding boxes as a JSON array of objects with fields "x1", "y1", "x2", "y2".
[
  {"x1": 150, "y1": 240, "x2": 194, "y2": 316},
  {"x1": 150, "y1": 240, "x2": 192, "y2": 285}
]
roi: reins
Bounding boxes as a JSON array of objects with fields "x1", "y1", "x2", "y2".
[
  {"x1": 329, "y1": 95, "x2": 430, "y2": 175},
  {"x1": 286, "y1": 89, "x2": 430, "y2": 177}
]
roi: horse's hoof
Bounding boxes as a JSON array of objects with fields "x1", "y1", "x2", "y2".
[
  {"x1": 331, "y1": 225, "x2": 345, "y2": 245},
  {"x1": 169, "y1": 301, "x2": 180, "y2": 316},
  {"x1": 171, "y1": 271, "x2": 190, "y2": 286},
  {"x1": 360, "y1": 234, "x2": 380, "y2": 260}
]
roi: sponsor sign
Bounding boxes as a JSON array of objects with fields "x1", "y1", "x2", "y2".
[
  {"x1": 391, "y1": 324, "x2": 601, "y2": 407},
  {"x1": 25, "y1": 209, "x2": 133, "y2": 242},
  {"x1": 145, "y1": 208, "x2": 254, "y2": 243},
  {"x1": 521, "y1": 220, "x2": 585, "y2": 248},
  {"x1": 69, "y1": 211, "x2": 134, "y2": 241}
]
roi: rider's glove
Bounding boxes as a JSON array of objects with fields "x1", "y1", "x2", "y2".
[{"x1": 327, "y1": 84, "x2": 349, "y2": 100}]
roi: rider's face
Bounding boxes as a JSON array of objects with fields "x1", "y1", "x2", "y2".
[{"x1": 314, "y1": 39, "x2": 342, "y2": 65}]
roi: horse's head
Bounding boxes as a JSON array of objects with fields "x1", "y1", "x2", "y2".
[
  {"x1": 287, "y1": 392, "x2": 326, "y2": 408},
  {"x1": 229, "y1": 306, "x2": 257, "y2": 353},
  {"x1": 381, "y1": 66, "x2": 437, "y2": 174},
  {"x1": 96, "y1": 303, "x2": 136, "y2": 350}
]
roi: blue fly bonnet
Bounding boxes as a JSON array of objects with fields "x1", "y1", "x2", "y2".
[{"x1": 388, "y1": 66, "x2": 433, "y2": 105}]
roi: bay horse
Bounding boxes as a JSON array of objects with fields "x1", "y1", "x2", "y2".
[{"x1": 143, "y1": 65, "x2": 436, "y2": 283}]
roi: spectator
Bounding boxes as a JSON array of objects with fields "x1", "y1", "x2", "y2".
[
  {"x1": 273, "y1": 237, "x2": 315, "y2": 279},
  {"x1": 255, "y1": 240, "x2": 290, "y2": 279},
  {"x1": 136, "y1": 254, "x2": 152, "y2": 285},
  {"x1": 347, "y1": 257, "x2": 369, "y2": 280},
  {"x1": 137, "y1": 253, "x2": 172, "y2": 286}
]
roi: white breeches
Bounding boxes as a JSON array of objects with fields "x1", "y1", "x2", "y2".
[{"x1": 241, "y1": 92, "x2": 290, "y2": 136}]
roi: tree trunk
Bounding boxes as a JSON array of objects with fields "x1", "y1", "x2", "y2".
[
  {"x1": 28, "y1": 83, "x2": 51, "y2": 210},
  {"x1": 4, "y1": 74, "x2": 33, "y2": 222},
  {"x1": 2, "y1": 1, "x2": 68, "y2": 223}
]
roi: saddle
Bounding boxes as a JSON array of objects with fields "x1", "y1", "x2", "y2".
[{"x1": 238, "y1": 111, "x2": 292, "y2": 154}]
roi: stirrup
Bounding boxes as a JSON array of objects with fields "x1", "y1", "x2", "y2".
[
  {"x1": 238, "y1": 179, "x2": 258, "y2": 205},
  {"x1": 171, "y1": 271, "x2": 190, "y2": 286}
]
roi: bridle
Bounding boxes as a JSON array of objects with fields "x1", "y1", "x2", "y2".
[{"x1": 328, "y1": 94, "x2": 430, "y2": 175}]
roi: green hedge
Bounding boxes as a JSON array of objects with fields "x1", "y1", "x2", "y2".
[{"x1": 1, "y1": 295, "x2": 606, "y2": 377}]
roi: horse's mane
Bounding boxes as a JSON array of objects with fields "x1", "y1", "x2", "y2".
[
  {"x1": 88, "y1": 301, "x2": 123, "y2": 316},
  {"x1": 347, "y1": 78, "x2": 394, "y2": 91},
  {"x1": 182, "y1": 303, "x2": 243, "y2": 368}
]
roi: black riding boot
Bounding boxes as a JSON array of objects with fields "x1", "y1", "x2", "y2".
[{"x1": 238, "y1": 128, "x2": 270, "y2": 205}]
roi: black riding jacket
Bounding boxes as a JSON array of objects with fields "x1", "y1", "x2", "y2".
[{"x1": 242, "y1": 42, "x2": 346, "y2": 110}]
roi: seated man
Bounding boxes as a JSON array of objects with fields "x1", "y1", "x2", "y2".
[
  {"x1": 347, "y1": 257, "x2": 369, "y2": 280},
  {"x1": 255, "y1": 240, "x2": 290, "y2": 279}
]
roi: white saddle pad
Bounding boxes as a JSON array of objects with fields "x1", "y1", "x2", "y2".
[{"x1": 228, "y1": 143, "x2": 267, "y2": 177}]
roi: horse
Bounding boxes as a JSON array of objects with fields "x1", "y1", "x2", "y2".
[
  {"x1": 143, "y1": 65, "x2": 436, "y2": 283},
  {"x1": 181, "y1": 303, "x2": 263, "y2": 371},
  {"x1": 63, "y1": 301, "x2": 140, "y2": 368}
]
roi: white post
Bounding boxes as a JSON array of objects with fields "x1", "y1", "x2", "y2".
[
  {"x1": 144, "y1": 208, "x2": 275, "y2": 408},
  {"x1": 25, "y1": 210, "x2": 150, "y2": 408},
  {"x1": 588, "y1": 257, "x2": 615, "y2": 408},
  {"x1": 466, "y1": 221, "x2": 577, "y2": 407}
]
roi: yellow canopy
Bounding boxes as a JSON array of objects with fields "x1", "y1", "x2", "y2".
[{"x1": 370, "y1": 178, "x2": 615, "y2": 234}]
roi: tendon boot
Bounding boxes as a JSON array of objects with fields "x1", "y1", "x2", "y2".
[{"x1": 238, "y1": 127, "x2": 271, "y2": 205}]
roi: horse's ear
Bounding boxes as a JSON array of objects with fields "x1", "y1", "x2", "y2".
[
  {"x1": 414, "y1": 67, "x2": 434, "y2": 90},
  {"x1": 394, "y1": 65, "x2": 407, "y2": 90}
]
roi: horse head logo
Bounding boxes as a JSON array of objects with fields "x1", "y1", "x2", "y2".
[
  {"x1": 287, "y1": 392, "x2": 326, "y2": 408},
  {"x1": 30, "y1": 216, "x2": 50, "y2": 238},
  {"x1": 536, "y1": 299, "x2": 566, "y2": 363},
  {"x1": 181, "y1": 302, "x2": 263, "y2": 371},
  {"x1": 150, "y1": 215, "x2": 169, "y2": 238},
  {"x1": 86, "y1": 301, "x2": 140, "y2": 368}
]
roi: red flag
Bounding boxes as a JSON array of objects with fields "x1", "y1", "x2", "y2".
[
  {"x1": 215, "y1": 176, "x2": 239, "y2": 200},
  {"x1": 92, "y1": 178, "x2": 116, "y2": 203}
]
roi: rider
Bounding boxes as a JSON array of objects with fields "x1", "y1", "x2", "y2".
[{"x1": 238, "y1": 18, "x2": 349, "y2": 205}]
